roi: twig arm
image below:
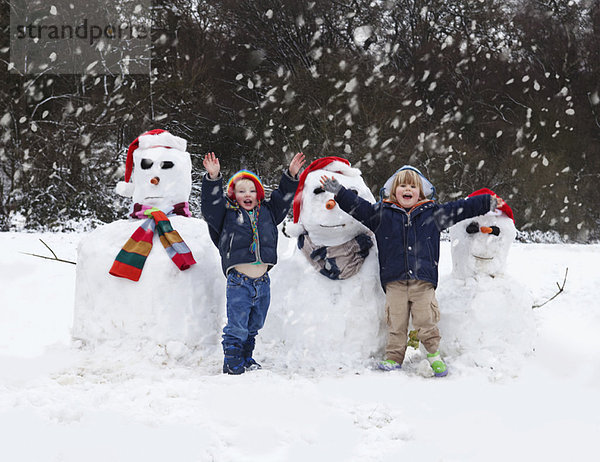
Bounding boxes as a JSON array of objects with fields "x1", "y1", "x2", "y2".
[
  {"x1": 40, "y1": 239, "x2": 59, "y2": 259},
  {"x1": 19, "y1": 238, "x2": 77, "y2": 265},
  {"x1": 20, "y1": 252, "x2": 76, "y2": 265},
  {"x1": 532, "y1": 267, "x2": 567, "y2": 309}
]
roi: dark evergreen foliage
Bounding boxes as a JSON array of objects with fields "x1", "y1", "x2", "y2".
[{"x1": 1, "y1": 0, "x2": 599, "y2": 241}]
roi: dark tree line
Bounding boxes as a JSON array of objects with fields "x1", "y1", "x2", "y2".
[{"x1": 1, "y1": 0, "x2": 599, "y2": 241}]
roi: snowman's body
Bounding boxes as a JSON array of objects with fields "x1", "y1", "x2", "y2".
[
  {"x1": 437, "y1": 208, "x2": 535, "y2": 374},
  {"x1": 260, "y1": 159, "x2": 386, "y2": 369},
  {"x1": 73, "y1": 131, "x2": 224, "y2": 352},
  {"x1": 73, "y1": 218, "x2": 223, "y2": 348}
]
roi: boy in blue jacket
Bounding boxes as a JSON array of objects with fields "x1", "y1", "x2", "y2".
[
  {"x1": 321, "y1": 165, "x2": 502, "y2": 377},
  {"x1": 202, "y1": 152, "x2": 305, "y2": 374}
]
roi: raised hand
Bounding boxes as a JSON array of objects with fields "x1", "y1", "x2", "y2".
[
  {"x1": 320, "y1": 175, "x2": 342, "y2": 194},
  {"x1": 203, "y1": 152, "x2": 220, "y2": 179},
  {"x1": 289, "y1": 152, "x2": 306, "y2": 177},
  {"x1": 495, "y1": 195, "x2": 506, "y2": 209}
]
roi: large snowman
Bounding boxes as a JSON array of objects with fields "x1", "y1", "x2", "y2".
[
  {"x1": 437, "y1": 188, "x2": 535, "y2": 376},
  {"x1": 73, "y1": 129, "x2": 224, "y2": 356},
  {"x1": 261, "y1": 157, "x2": 386, "y2": 370}
]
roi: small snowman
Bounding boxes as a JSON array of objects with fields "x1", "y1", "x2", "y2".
[
  {"x1": 437, "y1": 188, "x2": 535, "y2": 376},
  {"x1": 261, "y1": 157, "x2": 386, "y2": 370},
  {"x1": 73, "y1": 130, "x2": 224, "y2": 357}
]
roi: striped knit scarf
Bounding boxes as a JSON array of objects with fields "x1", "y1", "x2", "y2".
[
  {"x1": 226, "y1": 200, "x2": 261, "y2": 254},
  {"x1": 109, "y1": 202, "x2": 196, "y2": 282},
  {"x1": 298, "y1": 232, "x2": 373, "y2": 280}
]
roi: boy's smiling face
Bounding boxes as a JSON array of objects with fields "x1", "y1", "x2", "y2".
[
  {"x1": 234, "y1": 179, "x2": 258, "y2": 211},
  {"x1": 394, "y1": 183, "x2": 420, "y2": 208}
]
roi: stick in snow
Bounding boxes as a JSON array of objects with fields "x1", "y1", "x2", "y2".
[
  {"x1": 532, "y1": 267, "x2": 567, "y2": 309},
  {"x1": 20, "y1": 238, "x2": 76, "y2": 265}
]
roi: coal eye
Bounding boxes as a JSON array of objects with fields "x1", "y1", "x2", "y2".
[
  {"x1": 313, "y1": 187, "x2": 325, "y2": 194},
  {"x1": 161, "y1": 161, "x2": 174, "y2": 169},
  {"x1": 141, "y1": 158, "x2": 153, "y2": 169},
  {"x1": 490, "y1": 226, "x2": 500, "y2": 236},
  {"x1": 466, "y1": 222, "x2": 479, "y2": 234}
]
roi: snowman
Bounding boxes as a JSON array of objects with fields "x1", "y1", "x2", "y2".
[
  {"x1": 73, "y1": 129, "x2": 224, "y2": 358},
  {"x1": 437, "y1": 188, "x2": 535, "y2": 376},
  {"x1": 261, "y1": 157, "x2": 386, "y2": 370}
]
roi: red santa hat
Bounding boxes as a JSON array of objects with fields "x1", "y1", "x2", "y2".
[
  {"x1": 292, "y1": 156, "x2": 360, "y2": 223},
  {"x1": 116, "y1": 129, "x2": 188, "y2": 196},
  {"x1": 468, "y1": 188, "x2": 514, "y2": 223}
]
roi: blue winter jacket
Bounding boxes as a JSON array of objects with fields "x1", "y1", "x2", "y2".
[
  {"x1": 201, "y1": 171, "x2": 298, "y2": 276},
  {"x1": 334, "y1": 187, "x2": 492, "y2": 289}
]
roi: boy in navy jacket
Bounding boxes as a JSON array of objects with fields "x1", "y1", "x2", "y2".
[
  {"x1": 202, "y1": 152, "x2": 305, "y2": 374},
  {"x1": 321, "y1": 165, "x2": 502, "y2": 376}
]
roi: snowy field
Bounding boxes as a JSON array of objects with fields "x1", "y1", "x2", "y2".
[{"x1": 1, "y1": 231, "x2": 599, "y2": 462}]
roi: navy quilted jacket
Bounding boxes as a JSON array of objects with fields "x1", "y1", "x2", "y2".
[
  {"x1": 201, "y1": 172, "x2": 298, "y2": 276},
  {"x1": 335, "y1": 187, "x2": 492, "y2": 289}
]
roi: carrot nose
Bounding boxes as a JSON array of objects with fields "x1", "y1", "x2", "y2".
[
  {"x1": 325, "y1": 199, "x2": 336, "y2": 210},
  {"x1": 480, "y1": 226, "x2": 493, "y2": 234},
  {"x1": 151, "y1": 177, "x2": 160, "y2": 185}
]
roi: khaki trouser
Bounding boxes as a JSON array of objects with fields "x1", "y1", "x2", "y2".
[{"x1": 384, "y1": 280, "x2": 441, "y2": 364}]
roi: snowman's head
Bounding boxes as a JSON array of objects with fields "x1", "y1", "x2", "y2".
[
  {"x1": 292, "y1": 157, "x2": 374, "y2": 246},
  {"x1": 116, "y1": 130, "x2": 192, "y2": 212},
  {"x1": 449, "y1": 189, "x2": 516, "y2": 279}
]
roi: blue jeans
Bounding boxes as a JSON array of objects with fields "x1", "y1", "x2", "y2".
[{"x1": 222, "y1": 268, "x2": 270, "y2": 350}]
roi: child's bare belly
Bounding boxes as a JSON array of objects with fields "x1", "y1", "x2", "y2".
[{"x1": 234, "y1": 262, "x2": 269, "y2": 278}]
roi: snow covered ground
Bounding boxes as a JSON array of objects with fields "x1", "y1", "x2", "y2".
[{"x1": 1, "y1": 231, "x2": 599, "y2": 462}]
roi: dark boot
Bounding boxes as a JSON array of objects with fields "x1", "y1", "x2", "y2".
[
  {"x1": 242, "y1": 337, "x2": 262, "y2": 370},
  {"x1": 223, "y1": 346, "x2": 245, "y2": 375}
]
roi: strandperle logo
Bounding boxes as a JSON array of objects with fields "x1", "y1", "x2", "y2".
[
  {"x1": 14, "y1": 19, "x2": 149, "y2": 47},
  {"x1": 10, "y1": 0, "x2": 151, "y2": 75}
]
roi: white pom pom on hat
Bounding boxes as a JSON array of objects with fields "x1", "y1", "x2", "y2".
[{"x1": 115, "y1": 180, "x2": 134, "y2": 197}]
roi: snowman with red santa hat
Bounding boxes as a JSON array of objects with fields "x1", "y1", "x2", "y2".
[
  {"x1": 260, "y1": 157, "x2": 386, "y2": 370},
  {"x1": 73, "y1": 130, "x2": 223, "y2": 360},
  {"x1": 436, "y1": 188, "x2": 536, "y2": 377}
]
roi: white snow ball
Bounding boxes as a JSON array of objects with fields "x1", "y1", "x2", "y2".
[{"x1": 353, "y1": 25, "x2": 372, "y2": 47}]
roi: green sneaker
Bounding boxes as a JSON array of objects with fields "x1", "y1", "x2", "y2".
[
  {"x1": 427, "y1": 351, "x2": 448, "y2": 377},
  {"x1": 378, "y1": 359, "x2": 402, "y2": 371}
]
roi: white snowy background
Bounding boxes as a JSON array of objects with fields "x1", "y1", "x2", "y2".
[{"x1": 1, "y1": 230, "x2": 599, "y2": 462}]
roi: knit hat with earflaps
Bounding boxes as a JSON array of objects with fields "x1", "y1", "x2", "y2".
[
  {"x1": 226, "y1": 170, "x2": 265, "y2": 201},
  {"x1": 380, "y1": 165, "x2": 436, "y2": 201}
]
